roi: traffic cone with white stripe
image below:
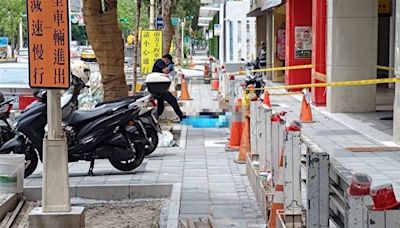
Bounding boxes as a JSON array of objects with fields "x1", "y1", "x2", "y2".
[
  {"x1": 299, "y1": 89, "x2": 315, "y2": 123},
  {"x1": 234, "y1": 110, "x2": 250, "y2": 164},
  {"x1": 226, "y1": 98, "x2": 243, "y2": 151},
  {"x1": 268, "y1": 146, "x2": 285, "y2": 228}
]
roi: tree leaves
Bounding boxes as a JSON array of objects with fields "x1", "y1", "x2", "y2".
[
  {"x1": 117, "y1": 0, "x2": 149, "y2": 33},
  {"x1": 0, "y1": 0, "x2": 24, "y2": 42}
]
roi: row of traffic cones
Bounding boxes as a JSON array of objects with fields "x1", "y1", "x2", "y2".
[
  {"x1": 228, "y1": 89, "x2": 314, "y2": 162},
  {"x1": 262, "y1": 89, "x2": 314, "y2": 123},
  {"x1": 226, "y1": 88, "x2": 313, "y2": 228}
]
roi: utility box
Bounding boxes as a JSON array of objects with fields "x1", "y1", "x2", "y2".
[{"x1": 364, "y1": 207, "x2": 400, "y2": 228}]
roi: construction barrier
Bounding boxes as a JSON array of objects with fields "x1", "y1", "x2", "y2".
[{"x1": 243, "y1": 98, "x2": 400, "y2": 228}]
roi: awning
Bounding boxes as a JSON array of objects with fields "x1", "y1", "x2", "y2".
[
  {"x1": 247, "y1": 8, "x2": 263, "y2": 17},
  {"x1": 261, "y1": 0, "x2": 282, "y2": 11},
  {"x1": 198, "y1": 4, "x2": 220, "y2": 27}
]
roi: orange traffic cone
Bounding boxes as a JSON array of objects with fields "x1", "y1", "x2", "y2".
[
  {"x1": 227, "y1": 99, "x2": 243, "y2": 151},
  {"x1": 204, "y1": 63, "x2": 209, "y2": 78},
  {"x1": 211, "y1": 79, "x2": 219, "y2": 90},
  {"x1": 299, "y1": 89, "x2": 315, "y2": 123},
  {"x1": 234, "y1": 112, "x2": 250, "y2": 164},
  {"x1": 180, "y1": 79, "x2": 192, "y2": 100},
  {"x1": 268, "y1": 147, "x2": 285, "y2": 228},
  {"x1": 263, "y1": 90, "x2": 271, "y2": 107}
]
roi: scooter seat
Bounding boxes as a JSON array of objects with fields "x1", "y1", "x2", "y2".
[{"x1": 67, "y1": 106, "x2": 113, "y2": 126}]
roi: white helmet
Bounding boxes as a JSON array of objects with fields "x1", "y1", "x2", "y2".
[{"x1": 71, "y1": 60, "x2": 90, "y2": 84}]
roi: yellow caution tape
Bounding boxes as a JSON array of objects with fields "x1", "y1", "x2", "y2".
[
  {"x1": 244, "y1": 77, "x2": 400, "y2": 91},
  {"x1": 229, "y1": 64, "x2": 313, "y2": 75},
  {"x1": 377, "y1": 65, "x2": 394, "y2": 71},
  {"x1": 269, "y1": 92, "x2": 303, "y2": 96},
  {"x1": 312, "y1": 72, "x2": 327, "y2": 82},
  {"x1": 255, "y1": 77, "x2": 400, "y2": 91}
]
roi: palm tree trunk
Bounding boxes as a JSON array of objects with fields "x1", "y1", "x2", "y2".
[
  {"x1": 83, "y1": 0, "x2": 127, "y2": 101},
  {"x1": 132, "y1": 0, "x2": 141, "y2": 94},
  {"x1": 162, "y1": 0, "x2": 174, "y2": 54}
]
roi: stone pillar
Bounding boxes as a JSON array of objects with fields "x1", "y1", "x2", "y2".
[
  {"x1": 326, "y1": 0, "x2": 378, "y2": 112},
  {"x1": 394, "y1": 0, "x2": 400, "y2": 144}
]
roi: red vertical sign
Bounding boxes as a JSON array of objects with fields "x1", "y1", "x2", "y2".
[{"x1": 27, "y1": 0, "x2": 70, "y2": 89}]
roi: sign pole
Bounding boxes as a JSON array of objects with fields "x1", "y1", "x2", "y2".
[
  {"x1": 149, "y1": 0, "x2": 155, "y2": 30},
  {"x1": 42, "y1": 90, "x2": 70, "y2": 212},
  {"x1": 27, "y1": 0, "x2": 84, "y2": 226}
]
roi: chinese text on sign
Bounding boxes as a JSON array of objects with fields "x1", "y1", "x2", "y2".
[{"x1": 27, "y1": 0, "x2": 70, "y2": 89}]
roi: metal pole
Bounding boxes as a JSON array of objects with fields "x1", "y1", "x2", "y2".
[
  {"x1": 181, "y1": 18, "x2": 185, "y2": 59},
  {"x1": 19, "y1": 17, "x2": 23, "y2": 50},
  {"x1": 150, "y1": 0, "x2": 155, "y2": 30},
  {"x1": 42, "y1": 90, "x2": 70, "y2": 212}
]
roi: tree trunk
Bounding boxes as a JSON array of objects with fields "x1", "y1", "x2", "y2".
[
  {"x1": 132, "y1": 0, "x2": 141, "y2": 94},
  {"x1": 162, "y1": 0, "x2": 174, "y2": 54},
  {"x1": 83, "y1": 0, "x2": 127, "y2": 101}
]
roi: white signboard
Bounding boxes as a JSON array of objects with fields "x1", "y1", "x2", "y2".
[{"x1": 214, "y1": 24, "x2": 221, "y2": 36}]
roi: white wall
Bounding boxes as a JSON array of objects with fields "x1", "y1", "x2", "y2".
[
  {"x1": 225, "y1": 0, "x2": 256, "y2": 63},
  {"x1": 394, "y1": 0, "x2": 400, "y2": 144}
]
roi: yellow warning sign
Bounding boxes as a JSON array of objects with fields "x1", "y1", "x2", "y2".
[{"x1": 140, "y1": 30, "x2": 163, "y2": 75}]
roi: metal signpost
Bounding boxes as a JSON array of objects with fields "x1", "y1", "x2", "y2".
[
  {"x1": 26, "y1": 1, "x2": 85, "y2": 227},
  {"x1": 140, "y1": 30, "x2": 163, "y2": 75},
  {"x1": 27, "y1": 1, "x2": 85, "y2": 227}
]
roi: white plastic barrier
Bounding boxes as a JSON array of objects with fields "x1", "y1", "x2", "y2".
[
  {"x1": 250, "y1": 101, "x2": 259, "y2": 156},
  {"x1": 283, "y1": 129, "x2": 303, "y2": 217},
  {"x1": 0, "y1": 154, "x2": 25, "y2": 194},
  {"x1": 271, "y1": 117, "x2": 285, "y2": 185}
]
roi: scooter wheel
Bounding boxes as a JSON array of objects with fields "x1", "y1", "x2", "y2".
[
  {"x1": 144, "y1": 125, "x2": 159, "y2": 156},
  {"x1": 109, "y1": 141, "x2": 146, "y2": 172},
  {"x1": 24, "y1": 148, "x2": 39, "y2": 178}
]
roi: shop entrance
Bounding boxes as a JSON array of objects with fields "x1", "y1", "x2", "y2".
[{"x1": 377, "y1": 0, "x2": 396, "y2": 112}]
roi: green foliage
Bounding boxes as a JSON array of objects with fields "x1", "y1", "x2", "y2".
[
  {"x1": 71, "y1": 24, "x2": 87, "y2": 45},
  {"x1": 117, "y1": 0, "x2": 150, "y2": 33},
  {"x1": 0, "y1": 0, "x2": 24, "y2": 42},
  {"x1": 174, "y1": 0, "x2": 200, "y2": 30}
]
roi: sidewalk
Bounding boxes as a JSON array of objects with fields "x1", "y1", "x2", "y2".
[
  {"x1": 24, "y1": 76, "x2": 266, "y2": 228},
  {"x1": 267, "y1": 85, "x2": 400, "y2": 196}
]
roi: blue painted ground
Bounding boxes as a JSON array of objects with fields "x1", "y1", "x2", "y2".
[{"x1": 182, "y1": 114, "x2": 230, "y2": 128}]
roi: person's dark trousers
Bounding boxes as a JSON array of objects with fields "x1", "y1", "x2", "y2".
[{"x1": 156, "y1": 92, "x2": 183, "y2": 120}]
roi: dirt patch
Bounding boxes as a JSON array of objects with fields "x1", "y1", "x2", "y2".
[
  {"x1": 85, "y1": 200, "x2": 162, "y2": 228},
  {"x1": 8, "y1": 199, "x2": 164, "y2": 228}
]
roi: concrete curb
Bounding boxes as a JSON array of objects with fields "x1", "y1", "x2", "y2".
[{"x1": 23, "y1": 183, "x2": 181, "y2": 228}]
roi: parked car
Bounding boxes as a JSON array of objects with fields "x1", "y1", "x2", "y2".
[
  {"x1": 0, "y1": 63, "x2": 36, "y2": 110},
  {"x1": 0, "y1": 50, "x2": 7, "y2": 59},
  {"x1": 16, "y1": 48, "x2": 29, "y2": 63},
  {"x1": 80, "y1": 48, "x2": 96, "y2": 62}
]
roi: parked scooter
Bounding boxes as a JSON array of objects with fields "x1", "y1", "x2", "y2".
[
  {"x1": 0, "y1": 60, "x2": 147, "y2": 177},
  {"x1": 0, "y1": 93, "x2": 15, "y2": 146},
  {"x1": 95, "y1": 92, "x2": 161, "y2": 156},
  {"x1": 241, "y1": 58, "x2": 265, "y2": 97}
]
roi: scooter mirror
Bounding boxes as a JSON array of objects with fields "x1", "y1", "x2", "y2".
[{"x1": 240, "y1": 58, "x2": 245, "y2": 62}]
